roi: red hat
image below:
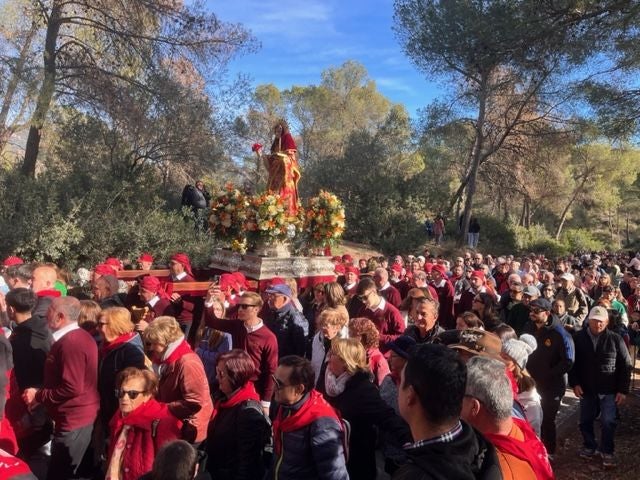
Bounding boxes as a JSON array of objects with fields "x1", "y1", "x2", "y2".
[
  {"x1": 431, "y1": 264, "x2": 447, "y2": 276},
  {"x1": 231, "y1": 271, "x2": 248, "y2": 291},
  {"x1": 391, "y1": 263, "x2": 403, "y2": 273},
  {"x1": 139, "y1": 276, "x2": 161, "y2": 293},
  {"x1": 342, "y1": 254, "x2": 353, "y2": 264},
  {"x1": 94, "y1": 264, "x2": 114, "y2": 277},
  {"x1": 331, "y1": 256, "x2": 342, "y2": 263},
  {"x1": 170, "y1": 253, "x2": 193, "y2": 277},
  {"x1": 2, "y1": 256, "x2": 23, "y2": 267},
  {"x1": 345, "y1": 266, "x2": 360, "y2": 277},
  {"x1": 335, "y1": 264, "x2": 346, "y2": 274},
  {"x1": 270, "y1": 277, "x2": 285, "y2": 286},
  {"x1": 138, "y1": 253, "x2": 153, "y2": 263},
  {"x1": 470, "y1": 270, "x2": 485, "y2": 282},
  {"x1": 104, "y1": 257, "x2": 122, "y2": 270},
  {"x1": 219, "y1": 273, "x2": 235, "y2": 292},
  {"x1": 424, "y1": 263, "x2": 433, "y2": 273}
]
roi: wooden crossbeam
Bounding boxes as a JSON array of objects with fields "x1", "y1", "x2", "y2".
[{"x1": 116, "y1": 269, "x2": 170, "y2": 279}]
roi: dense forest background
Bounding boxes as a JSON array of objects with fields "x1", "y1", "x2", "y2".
[{"x1": 1, "y1": 0, "x2": 639, "y2": 267}]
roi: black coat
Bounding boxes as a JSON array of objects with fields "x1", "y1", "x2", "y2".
[
  {"x1": 98, "y1": 335, "x2": 146, "y2": 426},
  {"x1": 569, "y1": 328, "x2": 632, "y2": 395},
  {"x1": 327, "y1": 371, "x2": 411, "y2": 480},
  {"x1": 392, "y1": 421, "x2": 502, "y2": 480},
  {"x1": 9, "y1": 316, "x2": 53, "y2": 390},
  {"x1": 205, "y1": 399, "x2": 269, "y2": 480},
  {"x1": 266, "y1": 303, "x2": 309, "y2": 358}
]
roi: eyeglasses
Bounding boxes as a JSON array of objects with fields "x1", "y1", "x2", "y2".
[
  {"x1": 357, "y1": 291, "x2": 373, "y2": 301},
  {"x1": 238, "y1": 303, "x2": 257, "y2": 309},
  {"x1": 115, "y1": 389, "x2": 146, "y2": 400},
  {"x1": 272, "y1": 374, "x2": 292, "y2": 390},
  {"x1": 98, "y1": 321, "x2": 108, "y2": 327},
  {"x1": 530, "y1": 308, "x2": 545, "y2": 314}
]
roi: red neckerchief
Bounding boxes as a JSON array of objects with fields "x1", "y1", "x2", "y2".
[
  {"x1": 108, "y1": 398, "x2": 180, "y2": 454},
  {"x1": 210, "y1": 382, "x2": 260, "y2": 422},
  {"x1": 36, "y1": 289, "x2": 61, "y2": 298},
  {"x1": 100, "y1": 332, "x2": 137, "y2": 359},
  {"x1": 0, "y1": 448, "x2": 31, "y2": 475},
  {"x1": 484, "y1": 417, "x2": 554, "y2": 480},
  {"x1": 161, "y1": 340, "x2": 193, "y2": 365},
  {"x1": 272, "y1": 389, "x2": 340, "y2": 455}
]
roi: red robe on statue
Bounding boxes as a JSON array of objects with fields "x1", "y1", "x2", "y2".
[{"x1": 267, "y1": 132, "x2": 301, "y2": 215}]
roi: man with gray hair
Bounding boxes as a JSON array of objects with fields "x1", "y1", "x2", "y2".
[
  {"x1": 461, "y1": 356, "x2": 554, "y2": 479},
  {"x1": 23, "y1": 296, "x2": 99, "y2": 480}
]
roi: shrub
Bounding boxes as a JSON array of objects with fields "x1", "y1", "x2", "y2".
[{"x1": 561, "y1": 228, "x2": 605, "y2": 253}]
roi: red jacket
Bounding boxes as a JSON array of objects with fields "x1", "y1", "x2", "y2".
[{"x1": 108, "y1": 399, "x2": 182, "y2": 480}]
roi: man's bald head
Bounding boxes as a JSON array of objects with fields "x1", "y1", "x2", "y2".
[{"x1": 32, "y1": 265, "x2": 58, "y2": 293}]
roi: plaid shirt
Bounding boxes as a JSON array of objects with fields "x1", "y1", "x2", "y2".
[{"x1": 405, "y1": 421, "x2": 463, "y2": 449}]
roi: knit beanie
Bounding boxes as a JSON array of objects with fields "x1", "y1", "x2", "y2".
[{"x1": 502, "y1": 337, "x2": 536, "y2": 370}]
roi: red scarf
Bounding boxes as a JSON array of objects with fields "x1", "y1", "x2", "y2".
[
  {"x1": 210, "y1": 382, "x2": 260, "y2": 422},
  {"x1": 0, "y1": 448, "x2": 31, "y2": 476},
  {"x1": 109, "y1": 398, "x2": 180, "y2": 440},
  {"x1": 100, "y1": 332, "x2": 138, "y2": 359},
  {"x1": 272, "y1": 389, "x2": 340, "y2": 455},
  {"x1": 484, "y1": 417, "x2": 554, "y2": 480},
  {"x1": 36, "y1": 289, "x2": 61, "y2": 298},
  {"x1": 161, "y1": 340, "x2": 193, "y2": 365}
]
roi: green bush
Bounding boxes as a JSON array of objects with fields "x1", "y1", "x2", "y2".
[
  {"x1": 561, "y1": 228, "x2": 605, "y2": 253},
  {"x1": 529, "y1": 239, "x2": 570, "y2": 258},
  {"x1": 475, "y1": 215, "x2": 517, "y2": 253},
  {"x1": 0, "y1": 170, "x2": 217, "y2": 269}
]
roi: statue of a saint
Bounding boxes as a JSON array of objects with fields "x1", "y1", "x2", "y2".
[{"x1": 254, "y1": 119, "x2": 301, "y2": 215}]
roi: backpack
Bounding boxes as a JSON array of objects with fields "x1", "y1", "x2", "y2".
[{"x1": 242, "y1": 400, "x2": 274, "y2": 468}]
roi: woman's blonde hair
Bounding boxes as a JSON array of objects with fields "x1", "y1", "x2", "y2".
[
  {"x1": 143, "y1": 316, "x2": 183, "y2": 346},
  {"x1": 323, "y1": 282, "x2": 347, "y2": 307},
  {"x1": 195, "y1": 298, "x2": 226, "y2": 348},
  {"x1": 100, "y1": 307, "x2": 134, "y2": 337},
  {"x1": 284, "y1": 278, "x2": 299, "y2": 299},
  {"x1": 331, "y1": 338, "x2": 368, "y2": 375},
  {"x1": 318, "y1": 307, "x2": 348, "y2": 329}
]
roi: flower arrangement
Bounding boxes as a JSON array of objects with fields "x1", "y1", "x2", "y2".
[
  {"x1": 304, "y1": 190, "x2": 346, "y2": 247},
  {"x1": 244, "y1": 192, "x2": 302, "y2": 243},
  {"x1": 208, "y1": 183, "x2": 249, "y2": 252}
]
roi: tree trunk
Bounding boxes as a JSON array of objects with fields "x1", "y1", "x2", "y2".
[
  {"x1": 458, "y1": 75, "x2": 488, "y2": 247},
  {"x1": 21, "y1": 5, "x2": 62, "y2": 177},
  {"x1": 554, "y1": 175, "x2": 589, "y2": 240},
  {"x1": 0, "y1": 21, "x2": 37, "y2": 154}
]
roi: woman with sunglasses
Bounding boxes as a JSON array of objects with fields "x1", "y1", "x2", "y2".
[
  {"x1": 205, "y1": 349, "x2": 271, "y2": 480},
  {"x1": 106, "y1": 367, "x2": 182, "y2": 480}
]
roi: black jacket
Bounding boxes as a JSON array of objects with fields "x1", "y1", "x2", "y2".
[
  {"x1": 9, "y1": 316, "x2": 53, "y2": 390},
  {"x1": 98, "y1": 334, "x2": 146, "y2": 426},
  {"x1": 392, "y1": 421, "x2": 502, "y2": 480},
  {"x1": 569, "y1": 328, "x2": 632, "y2": 395},
  {"x1": 266, "y1": 303, "x2": 309, "y2": 358},
  {"x1": 205, "y1": 399, "x2": 269, "y2": 480},
  {"x1": 526, "y1": 317, "x2": 575, "y2": 395},
  {"x1": 327, "y1": 371, "x2": 411, "y2": 480}
]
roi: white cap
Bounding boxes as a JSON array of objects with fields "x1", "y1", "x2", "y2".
[{"x1": 559, "y1": 272, "x2": 575, "y2": 282}]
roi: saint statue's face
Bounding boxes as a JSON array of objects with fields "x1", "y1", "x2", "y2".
[{"x1": 274, "y1": 124, "x2": 283, "y2": 136}]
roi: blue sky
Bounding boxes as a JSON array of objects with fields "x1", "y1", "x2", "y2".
[{"x1": 207, "y1": 0, "x2": 443, "y2": 117}]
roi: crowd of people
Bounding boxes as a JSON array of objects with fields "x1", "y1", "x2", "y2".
[{"x1": 0, "y1": 248, "x2": 637, "y2": 480}]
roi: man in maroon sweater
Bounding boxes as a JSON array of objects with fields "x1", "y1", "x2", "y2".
[
  {"x1": 23, "y1": 296, "x2": 99, "y2": 480},
  {"x1": 204, "y1": 289, "x2": 278, "y2": 415},
  {"x1": 356, "y1": 277, "x2": 404, "y2": 345},
  {"x1": 374, "y1": 267, "x2": 402, "y2": 308}
]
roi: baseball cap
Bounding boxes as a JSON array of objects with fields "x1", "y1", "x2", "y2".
[
  {"x1": 559, "y1": 272, "x2": 575, "y2": 282},
  {"x1": 385, "y1": 335, "x2": 417, "y2": 359},
  {"x1": 529, "y1": 298, "x2": 552, "y2": 311},
  {"x1": 522, "y1": 285, "x2": 541, "y2": 297},
  {"x1": 588, "y1": 306, "x2": 609, "y2": 322},
  {"x1": 265, "y1": 284, "x2": 292, "y2": 297},
  {"x1": 449, "y1": 329, "x2": 502, "y2": 358}
]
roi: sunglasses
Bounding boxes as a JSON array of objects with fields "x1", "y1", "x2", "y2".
[
  {"x1": 238, "y1": 304, "x2": 257, "y2": 309},
  {"x1": 115, "y1": 389, "x2": 146, "y2": 400},
  {"x1": 530, "y1": 308, "x2": 545, "y2": 314}
]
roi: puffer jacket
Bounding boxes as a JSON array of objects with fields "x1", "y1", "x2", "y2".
[{"x1": 569, "y1": 328, "x2": 632, "y2": 395}]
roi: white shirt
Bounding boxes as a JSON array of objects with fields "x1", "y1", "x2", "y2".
[
  {"x1": 52, "y1": 322, "x2": 80, "y2": 342},
  {"x1": 172, "y1": 272, "x2": 187, "y2": 281},
  {"x1": 244, "y1": 321, "x2": 264, "y2": 333},
  {"x1": 372, "y1": 297, "x2": 387, "y2": 313},
  {"x1": 148, "y1": 295, "x2": 160, "y2": 307}
]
